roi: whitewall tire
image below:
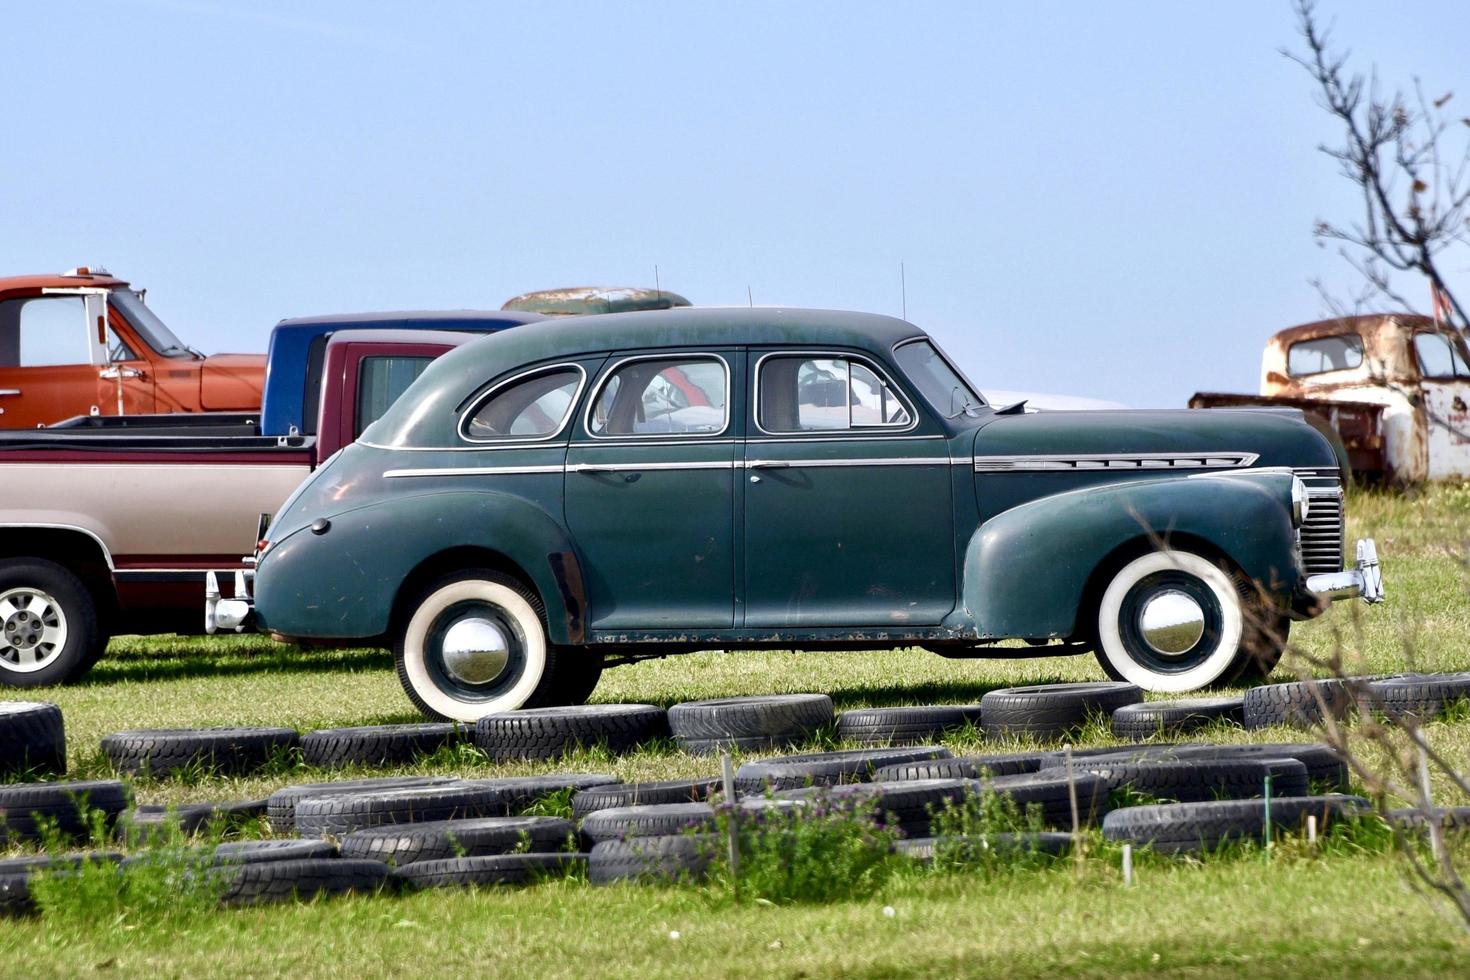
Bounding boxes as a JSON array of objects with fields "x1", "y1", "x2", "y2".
[
  {"x1": 395, "y1": 572, "x2": 549, "y2": 722},
  {"x1": 1094, "y1": 551, "x2": 1244, "y2": 693}
]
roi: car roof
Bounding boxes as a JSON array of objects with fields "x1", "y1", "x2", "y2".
[
  {"x1": 453, "y1": 306, "x2": 926, "y2": 366},
  {"x1": 322, "y1": 327, "x2": 476, "y2": 349}
]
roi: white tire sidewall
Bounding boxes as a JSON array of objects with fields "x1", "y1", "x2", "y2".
[
  {"x1": 402, "y1": 579, "x2": 547, "y2": 722},
  {"x1": 1096, "y1": 551, "x2": 1242, "y2": 693}
]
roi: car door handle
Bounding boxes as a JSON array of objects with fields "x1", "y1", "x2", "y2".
[
  {"x1": 99, "y1": 367, "x2": 144, "y2": 381},
  {"x1": 0, "y1": 389, "x2": 19, "y2": 397},
  {"x1": 571, "y1": 463, "x2": 620, "y2": 474},
  {"x1": 747, "y1": 460, "x2": 791, "y2": 469}
]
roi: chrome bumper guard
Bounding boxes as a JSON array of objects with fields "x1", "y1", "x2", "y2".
[
  {"x1": 205, "y1": 568, "x2": 255, "y2": 634},
  {"x1": 1305, "y1": 538, "x2": 1384, "y2": 604}
]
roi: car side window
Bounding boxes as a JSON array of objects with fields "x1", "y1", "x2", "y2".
[
  {"x1": 588, "y1": 356, "x2": 728, "y2": 436},
  {"x1": 0, "y1": 296, "x2": 89, "y2": 368},
  {"x1": 356, "y1": 355, "x2": 434, "y2": 437},
  {"x1": 1287, "y1": 335, "x2": 1363, "y2": 376},
  {"x1": 1413, "y1": 332, "x2": 1470, "y2": 379},
  {"x1": 463, "y1": 365, "x2": 583, "y2": 441},
  {"x1": 758, "y1": 354, "x2": 912, "y2": 432}
]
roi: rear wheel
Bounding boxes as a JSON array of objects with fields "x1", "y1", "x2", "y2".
[
  {"x1": 0, "y1": 559, "x2": 101, "y2": 687},
  {"x1": 393, "y1": 569, "x2": 600, "y2": 722},
  {"x1": 1093, "y1": 550, "x2": 1244, "y2": 693}
]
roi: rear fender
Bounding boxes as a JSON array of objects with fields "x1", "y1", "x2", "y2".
[
  {"x1": 949, "y1": 470, "x2": 1299, "y2": 640},
  {"x1": 253, "y1": 490, "x2": 583, "y2": 643}
]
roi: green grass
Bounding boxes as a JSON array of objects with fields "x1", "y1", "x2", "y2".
[{"x1": 1, "y1": 483, "x2": 1468, "y2": 975}]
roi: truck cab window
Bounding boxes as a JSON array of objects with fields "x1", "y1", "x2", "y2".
[
  {"x1": 1287, "y1": 335, "x2": 1364, "y2": 377},
  {"x1": 356, "y1": 356, "x2": 433, "y2": 437},
  {"x1": 1413, "y1": 332, "x2": 1470, "y2": 379},
  {"x1": 0, "y1": 296, "x2": 89, "y2": 368}
]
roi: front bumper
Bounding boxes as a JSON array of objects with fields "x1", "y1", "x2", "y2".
[
  {"x1": 204, "y1": 567, "x2": 255, "y2": 634},
  {"x1": 1304, "y1": 537, "x2": 1385, "y2": 605}
]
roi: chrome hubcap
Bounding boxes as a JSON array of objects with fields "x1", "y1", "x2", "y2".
[
  {"x1": 0, "y1": 588, "x2": 68, "y2": 673},
  {"x1": 1138, "y1": 590, "x2": 1205, "y2": 656},
  {"x1": 439, "y1": 616, "x2": 511, "y2": 686}
]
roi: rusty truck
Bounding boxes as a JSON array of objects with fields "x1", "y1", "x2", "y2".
[{"x1": 1191, "y1": 314, "x2": 1470, "y2": 483}]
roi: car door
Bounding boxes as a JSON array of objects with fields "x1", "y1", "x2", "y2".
[
  {"x1": 1412, "y1": 330, "x2": 1470, "y2": 479},
  {"x1": 564, "y1": 350, "x2": 739, "y2": 629},
  {"x1": 0, "y1": 292, "x2": 110, "y2": 427},
  {"x1": 743, "y1": 348, "x2": 955, "y2": 628}
]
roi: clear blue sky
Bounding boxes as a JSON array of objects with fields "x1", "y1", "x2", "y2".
[{"x1": 3, "y1": 1, "x2": 1464, "y2": 406}]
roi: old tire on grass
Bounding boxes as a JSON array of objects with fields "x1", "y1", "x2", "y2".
[
  {"x1": 0, "y1": 874, "x2": 35, "y2": 917},
  {"x1": 588, "y1": 835, "x2": 716, "y2": 885},
  {"x1": 897, "y1": 832, "x2": 1073, "y2": 863},
  {"x1": 393, "y1": 570, "x2": 602, "y2": 723},
  {"x1": 473, "y1": 704, "x2": 668, "y2": 762},
  {"x1": 980, "y1": 682, "x2": 1142, "y2": 740},
  {"x1": 267, "y1": 776, "x2": 456, "y2": 834},
  {"x1": 0, "y1": 779, "x2": 127, "y2": 843},
  {"x1": 874, "y1": 751, "x2": 1048, "y2": 782},
  {"x1": 667, "y1": 695, "x2": 832, "y2": 754},
  {"x1": 467, "y1": 773, "x2": 620, "y2": 814},
  {"x1": 0, "y1": 559, "x2": 103, "y2": 688},
  {"x1": 121, "y1": 799, "x2": 268, "y2": 837},
  {"x1": 300, "y1": 723, "x2": 464, "y2": 769},
  {"x1": 1242, "y1": 680, "x2": 1356, "y2": 730},
  {"x1": 571, "y1": 778, "x2": 720, "y2": 820},
  {"x1": 294, "y1": 783, "x2": 504, "y2": 839},
  {"x1": 1040, "y1": 742, "x2": 1350, "y2": 794},
  {"x1": 1110, "y1": 697, "x2": 1245, "y2": 741},
  {"x1": 0, "y1": 701, "x2": 66, "y2": 777},
  {"x1": 1385, "y1": 806, "x2": 1470, "y2": 832},
  {"x1": 1072, "y1": 757, "x2": 1309, "y2": 801},
  {"x1": 395, "y1": 852, "x2": 586, "y2": 890},
  {"x1": 341, "y1": 815, "x2": 575, "y2": 866},
  {"x1": 214, "y1": 840, "x2": 339, "y2": 865},
  {"x1": 100, "y1": 727, "x2": 299, "y2": 779},
  {"x1": 1367, "y1": 672, "x2": 1470, "y2": 721},
  {"x1": 215, "y1": 858, "x2": 394, "y2": 906},
  {"x1": 735, "y1": 746, "x2": 952, "y2": 793},
  {"x1": 835, "y1": 704, "x2": 985, "y2": 746},
  {"x1": 773, "y1": 778, "x2": 979, "y2": 836},
  {"x1": 1102, "y1": 794, "x2": 1371, "y2": 854},
  {"x1": 0, "y1": 851, "x2": 122, "y2": 875},
  {"x1": 579, "y1": 803, "x2": 717, "y2": 844}
]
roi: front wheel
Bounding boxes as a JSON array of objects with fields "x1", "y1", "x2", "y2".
[
  {"x1": 0, "y1": 559, "x2": 102, "y2": 687},
  {"x1": 1092, "y1": 550, "x2": 1244, "y2": 693},
  {"x1": 393, "y1": 569, "x2": 600, "y2": 722}
]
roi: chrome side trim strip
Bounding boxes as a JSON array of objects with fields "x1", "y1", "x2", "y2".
[
  {"x1": 384, "y1": 465, "x2": 565, "y2": 478},
  {"x1": 744, "y1": 457, "x2": 950, "y2": 469},
  {"x1": 973, "y1": 452, "x2": 1260, "y2": 473},
  {"x1": 569, "y1": 461, "x2": 736, "y2": 473}
]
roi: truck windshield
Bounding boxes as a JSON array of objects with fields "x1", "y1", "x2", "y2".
[
  {"x1": 109, "y1": 289, "x2": 195, "y2": 359},
  {"x1": 894, "y1": 339, "x2": 986, "y2": 419}
]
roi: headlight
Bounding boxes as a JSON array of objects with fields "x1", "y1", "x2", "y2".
[{"x1": 1290, "y1": 476, "x2": 1311, "y2": 528}]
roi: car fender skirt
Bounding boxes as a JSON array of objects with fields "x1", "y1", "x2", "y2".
[{"x1": 951, "y1": 471, "x2": 1300, "y2": 640}]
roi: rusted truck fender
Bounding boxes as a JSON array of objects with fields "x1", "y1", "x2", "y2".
[
  {"x1": 252, "y1": 490, "x2": 583, "y2": 643},
  {"x1": 949, "y1": 470, "x2": 1299, "y2": 641}
]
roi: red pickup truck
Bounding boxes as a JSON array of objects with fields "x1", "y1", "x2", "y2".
[
  {"x1": 0, "y1": 327, "x2": 472, "y2": 687},
  {"x1": 0, "y1": 268, "x2": 265, "y2": 428}
]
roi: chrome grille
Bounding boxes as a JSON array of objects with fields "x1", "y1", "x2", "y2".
[{"x1": 1294, "y1": 467, "x2": 1345, "y2": 574}]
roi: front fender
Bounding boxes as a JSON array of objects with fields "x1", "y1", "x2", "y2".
[
  {"x1": 254, "y1": 489, "x2": 582, "y2": 642},
  {"x1": 950, "y1": 470, "x2": 1300, "y2": 640}
]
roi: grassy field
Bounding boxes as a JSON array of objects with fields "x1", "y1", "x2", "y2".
[{"x1": 2, "y1": 484, "x2": 1469, "y2": 976}]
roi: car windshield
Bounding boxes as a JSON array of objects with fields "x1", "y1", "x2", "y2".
[
  {"x1": 893, "y1": 339, "x2": 986, "y2": 418},
  {"x1": 108, "y1": 288, "x2": 195, "y2": 359}
]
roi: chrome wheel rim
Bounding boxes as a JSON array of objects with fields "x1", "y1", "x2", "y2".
[
  {"x1": 0, "y1": 587, "x2": 68, "y2": 673},
  {"x1": 1138, "y1": 589, "x2": 1206, "y2": 656},
  {"x1": 439, "y1": 615, "x2": 512, "y2": 685}
]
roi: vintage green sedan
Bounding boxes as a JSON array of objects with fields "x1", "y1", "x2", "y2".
[{"x1": 209, "y1": 308, "x2": 1384, "y2": 721}]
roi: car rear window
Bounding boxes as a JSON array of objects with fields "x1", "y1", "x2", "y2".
[{"x1": 1287, "y1": 335, "x2": 1364, "y2": 376}]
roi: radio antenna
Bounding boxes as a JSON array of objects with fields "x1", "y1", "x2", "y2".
[
  {"x1": 654, "y1": 264, "x2": 661, "y2": 300},
  {"x1": 747, "y1": 285, "x2": 754, "y2": 308},
  {"x1": 900, "y1": 261, "x2": 907, "y2": 320}
]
